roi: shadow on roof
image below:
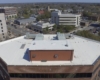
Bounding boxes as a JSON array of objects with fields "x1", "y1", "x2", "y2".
[{"x1": 23, "y1": 48, "x2": 30, "y2": 61}]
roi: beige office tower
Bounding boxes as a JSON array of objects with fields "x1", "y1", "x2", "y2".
[{"x1": 0, "y1": 13, "x2": 7, "y2": 41}]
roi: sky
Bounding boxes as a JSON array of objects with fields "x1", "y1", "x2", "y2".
[{"x1": 0, "y1": 0, "x2": 100, "y2": 3}]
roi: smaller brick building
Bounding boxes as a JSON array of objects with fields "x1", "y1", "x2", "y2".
[{"x1": 29, "y1": 40, "x2": 74, "y2": 61}]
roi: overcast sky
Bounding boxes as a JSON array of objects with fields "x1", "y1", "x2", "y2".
[{"x1": 0, "y1": 0, "x2": 100, "y2": 3}]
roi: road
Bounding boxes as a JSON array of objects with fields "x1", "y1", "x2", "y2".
[
  {"x1": 69, "y1": 26, "x2": 86, "y2": 34},
  {"x1": 7, "y1": 25, "x2": 38, "y2": 36},
  {"x1": 8, "y1": 24, "x2": 95, "y2": 37}
]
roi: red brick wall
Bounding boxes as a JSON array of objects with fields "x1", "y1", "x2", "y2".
[{"x1": 30, "y1": 50, "x2": 73, "y2": 61}]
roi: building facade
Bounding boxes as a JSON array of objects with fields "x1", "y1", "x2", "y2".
[
  {"x1": 51, "y1": 10, "x2": 81, "y2": 27},
  {"x1": 0, "y1": 7, "x2": 17, "y2": 20},
  {"x1": 0, "y1": 13, "x2": 8, "y2": 40},
  {"x1": 14, "y1": 17, "x2": 36, "y2": 28},
  {"x1": 31, "y1": 21, "x2": 54, "y2": 32},
  {"x1": 88, "y1": 15, "x2": 100, "y2": 21},
  {"x1": 0, "y1": 33, "x2": 100, "y2": 80}
]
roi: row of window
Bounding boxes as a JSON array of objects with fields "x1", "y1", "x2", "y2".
[
  {"x1": 0, "y1": 23, "x2": 3, "y2": 29},
  {"x1": 0, "y1": 20, "x2": 5, "y2": 38},
  {"x1": 10, "y1": 73, "x2": 92, "y2": 78},
  {"x1": 59, "y1": 17, "x2": 76, "y2": 18},
  {"x1": 53, "y1": 19, "x2": 76, "y2": 22},
  {"x1": 0, "y1": 22, "x2": 5, "y2": 38},
  {"x1": 59, "y1": 22, "x2": 76, "y2": 23},
  {"x1": 52, "y1": 17, "x2": 76, "y2": 18}
]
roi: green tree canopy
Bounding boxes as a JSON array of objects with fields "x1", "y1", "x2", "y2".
[{"x1": 75, "y1": 30, "x2": 100, "y2": 41}]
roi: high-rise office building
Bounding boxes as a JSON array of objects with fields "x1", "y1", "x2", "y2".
[
  {"x1": 0, "y1": 13, "x2": 7, "y2": 40},
  {"x1": 51, "y1": 10, "x2": 81, "y2": 27}
]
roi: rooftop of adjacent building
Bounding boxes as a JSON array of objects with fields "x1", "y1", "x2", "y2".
[
  {"x1": 32, "y1": 21, "x2": 54, "y2": 28},
  {"x1": 0, "y1": 34, "x2": 100, "y2": 66},
  {"x1": 0, "y1": 7, "x2": 16, "y2": 9},
  {"x1": 52, "y1": 9, "x2": 81, "y2": 17},
  {"x1": 15, "y1": 17, "x2": 36, "y2": 24}
]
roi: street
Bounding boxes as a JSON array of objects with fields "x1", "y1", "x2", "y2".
[{"x1": 7, "y1": 24, "x2": 38, "y2": 37}]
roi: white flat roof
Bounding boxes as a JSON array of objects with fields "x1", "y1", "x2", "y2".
[
  {"x1": 29, "y1": 40, "x2": 73, "y2": 50},
  {"x1": 0, "y1": 34, "x2": 100, "y2": 66},
  {"x1": 0, "y1": 7, "x2": 15, "y2": 9}
]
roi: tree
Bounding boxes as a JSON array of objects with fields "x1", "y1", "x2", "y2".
[
  {"x1": 57, "y1": 29, "x2": 63, "y2": 33},
  {"x1": 75, "y1": 30, "x2": 100, "y2": 41},
  {"x1": 53, "y1": 25, "x2": 57, "y2": 31},
  {"x1": 36, "y1": 11, "x2": 51, "y2": 20},
  {"x1": 45, "y1": 27, "x2": 49, "y2": 31},
  {"x1": 82, "y1": 11, "x2": 92, "y2": 17},
  {"x1": 98, "y1": 32, "x2": 100, "y2": 36}
]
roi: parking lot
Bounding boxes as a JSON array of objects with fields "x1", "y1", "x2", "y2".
[{"x1": 7, "y1": 24, "x2": 38, "y2": 37}]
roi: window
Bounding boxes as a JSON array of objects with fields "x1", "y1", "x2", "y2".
[
  {"x1": 2, "y1": 33, "x2": 4, "y2": 35},
  {"x1": 10, "y1": 73, "x2": 92, "y2": 78},
  {"x1": 1, "y1": 27, "x2": 3, "y2": 29},
  {"x1": 54, "y1": 54, "x2": 58, "y2": 58},
  {"x1": 32, "y1": 54, "x2": 36, "y2": 58},
  {"x1": 2, "y1": 30, "x2": 3, "y2": 32},
  {"x1": 0, "y1": 20, "x2": 1, "y2": 22},
  {"x1": 77, "y1": 17, "x2": 78, "y2": 25},
  {"x1": 3, "y1": 36, "x2": 5, "y2": 38},
  {"x1": 1, "y1": 23, "x2": 2, "y2": 26}
]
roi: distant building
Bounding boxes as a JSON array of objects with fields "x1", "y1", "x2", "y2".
[
  {"x1": 77, "y1": 9, "x2": 84, "y2": 14},
  {"x1": 46, "y1": 6, "x2": 56, "y2": 12},
  {"x1": 38, "y1": 10, "x2": 44, "y2": 15},
  {"x1": 30, "y1": 14, "x2": 38, "y2": 18},
  {"x1": 51, "y1": 10, "x2": 81, "y2": 27},
  {"x1": 47, "y1": 6, "x2": 51, "y2": 12},
  {"x1": 0, "y1": 13, "x2": 8, "y2": 40},
  {"x1": 88, "y1": 15, "x2": 100, "y2": 21},
  {"x1": 31, "y1": 21, "x2": 55, "y2": 32},
  {"x1": 0, "y1": 7, "x2": 17, "y2": 20},
  {"x1": 14, "y1": 18, "x2": 36, "y2": 28},
  {"x1": 80, "y1": 21, "x2": 89, "y2": 27},
  {"x1": 64, "y1": 9, "x2": 73, "y2": 13}
]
